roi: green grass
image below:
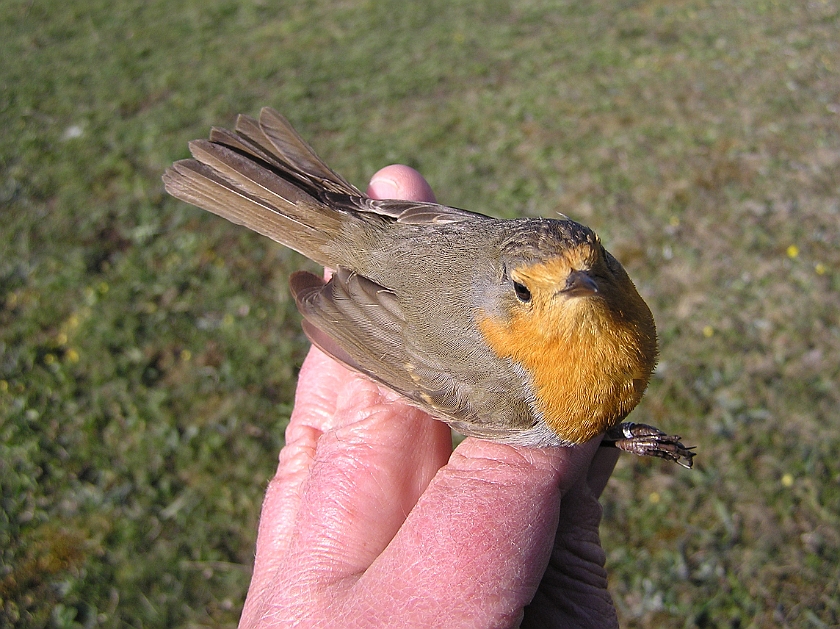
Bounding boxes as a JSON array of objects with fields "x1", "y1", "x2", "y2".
[{"x1": 2, "y1": 0, "x2": 839, "y2": 626}]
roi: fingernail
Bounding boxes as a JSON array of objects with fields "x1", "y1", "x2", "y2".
[{"x1": 368, "y1": 176, "x2": 400, "y2": 200}]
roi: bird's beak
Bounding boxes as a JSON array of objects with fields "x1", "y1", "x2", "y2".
[{"x1": 561, "y1": 269, "x2": 599, "y2": 297}]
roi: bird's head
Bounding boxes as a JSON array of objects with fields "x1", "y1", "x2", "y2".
[{"x1": 478, "y1": 220, "x2": 658, "y2": 443}]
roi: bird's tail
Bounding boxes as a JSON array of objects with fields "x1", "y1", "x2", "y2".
[{"x1": 162, "y1": 108, "x2": 364, "y2": 267}]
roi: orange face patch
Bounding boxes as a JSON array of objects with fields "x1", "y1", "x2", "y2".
[
  {"x1": 477, "y1": 250, "x2": 657, "y2": 443},
  {"x1": 510, "y1": 245, "x2": 600, "y2": 295}
]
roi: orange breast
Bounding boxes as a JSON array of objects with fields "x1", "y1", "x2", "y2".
[{"x1": 478, "y1": 302, "x2": 651, "y2": 444}]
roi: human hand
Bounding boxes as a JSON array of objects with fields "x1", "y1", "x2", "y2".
[{"x1": 238, "y1": 165, "x2": 620, "y2": 629}]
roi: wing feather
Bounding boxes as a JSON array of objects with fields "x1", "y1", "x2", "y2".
[{"x1": 289, "y1": 269, "x2": 479, "y2": 424}]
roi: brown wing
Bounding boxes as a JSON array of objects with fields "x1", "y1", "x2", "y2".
[{"x1": 289, "y1": 269, "x2": 479, "y2": 422}]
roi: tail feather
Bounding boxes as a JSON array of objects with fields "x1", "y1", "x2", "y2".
[
  {"x1": 163, "y1": 158, "x2": 336, "y2": 264},
  {"x1": 235, "y1": 109, "x2": 361, "y2": 196},
  {"x1": 207, "y1": 125, "x2": 283, "y2": 169},
  {"x1": 162, "y1": 108, "x2": 365, "y2": 267},
  {"x1": 187, "y1": 139, "x2": 325, "y2": 217},
  {"x1": 252, "y1": 108, "x2": 362, "y2": 195}
]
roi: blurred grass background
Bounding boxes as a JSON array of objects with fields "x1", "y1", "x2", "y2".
[{"x1": 2, "y1": 0, "x2": 839, "y2": 626}]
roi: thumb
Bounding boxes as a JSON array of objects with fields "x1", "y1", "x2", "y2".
[{"x1": 368, "y1": 164, "x2": 437, "y2": 202}]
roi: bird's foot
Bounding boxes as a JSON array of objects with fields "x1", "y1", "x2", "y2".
[{"x1": 602, "y1": 422, "x2": 696, "y2": 469}]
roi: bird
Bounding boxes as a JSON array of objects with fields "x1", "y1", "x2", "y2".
[{"x1": 163, "y1": 108, "x2": 694, "y2": 467}]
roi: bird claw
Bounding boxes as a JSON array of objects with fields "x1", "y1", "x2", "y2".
[{"x1": 602, "y1": 422, "x2": 696, "y2": 468}]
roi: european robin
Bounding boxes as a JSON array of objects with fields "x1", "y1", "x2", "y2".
[{"x1": 163, "y1": 108, "x2": 694, "y2": 467}]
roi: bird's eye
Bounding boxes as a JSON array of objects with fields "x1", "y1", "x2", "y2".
[{"x1": 513, "y1": 281, "x2": 531, "y2": 303}]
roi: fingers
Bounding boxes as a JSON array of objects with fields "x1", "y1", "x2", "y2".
[
  {"x1": 243, "y1": 360, "x2": 451, "y2": 626},
  {"x1": 286, "y1": 380, "x2": 450, "y2": 573},
  {"x1": 520, "y1": 441, "x2": 618, "y2": 628},
  {"x1": 368, "y1": 164, "x2": 437, "y2": 202},
  {"x1": 248, "y1": 349, "x2": 348, "y2": 559},
  {"x1": 347, "y1": 438, "x2": 602, "y2": 627},
  {"x1": 586, "y1": 447, "x2": 620, "y2": 499},
  {"x1": 522, "y1": 473, "x2": 619, "y2": 629}
]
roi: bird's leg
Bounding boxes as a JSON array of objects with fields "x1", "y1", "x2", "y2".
[{"x1": 602, "y1": 422, "x2": 696, "y2": 468}]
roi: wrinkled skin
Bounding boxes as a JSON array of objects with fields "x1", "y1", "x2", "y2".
[{"x1": 238, "y1": 165, "x2": 620, "y2": 629}]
